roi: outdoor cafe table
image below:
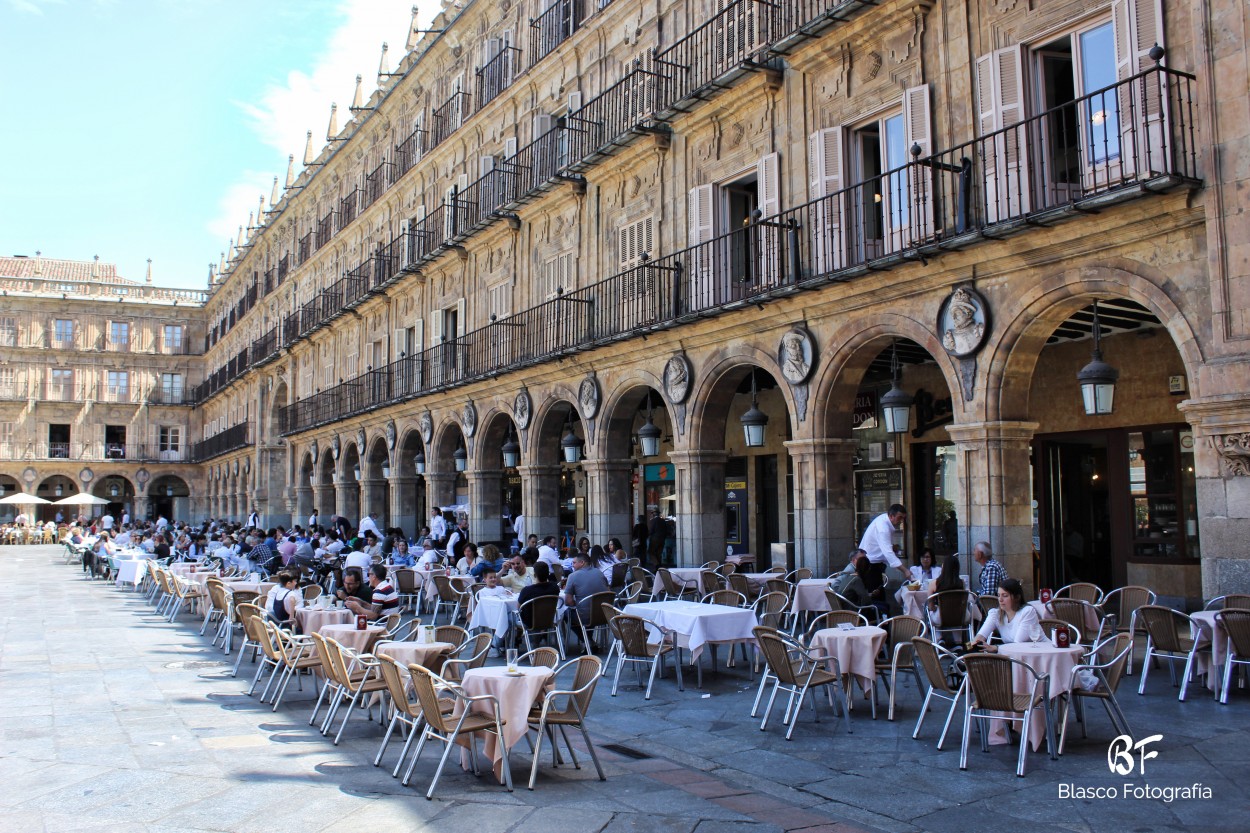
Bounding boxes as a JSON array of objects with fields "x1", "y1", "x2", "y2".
[
  {"x1": 220, "y1": 580, "x2": 277, "y2": 596},
  {"x1": 294, "y1": 606, "x2": 354, "y2": 635},
  {"x1": 114, "y1": 554, "x2": 154, "y2": 587},
  {"x1": 470, "y1": 592, "x2": 520, "y2": 639},
  {"x1": 725, "y1": 553, "x2": 756, "y2": 569},
  {"x1": 623, "y1": 600, "x2": 758, "y2": 664},
  {"x1": 793, "y1": 579, "x2": 833, "y2": 613},
  {"x1": 740, "y1": 573, "x2": 779, "y2": 592},
  {"x1": 320, "y1": 622, "x2": 389, "y2": 654},
  {"x1": 1190, "y1": 611, "x2": 1225, "y2": 692},
  {"x1": 994, "y1": 641, "x2": 1086, "y2": 750},
  {"x1": 373, "y1": 640, "x2": 456, "y2": 676},
  {"x1": 808, "y1": 624, "x2": 887, "y2": 695},
  {"x1": 456, "y1": 665, "x2": 555, "y2": 781},
  {"x1": 650, "y1": 568, "x2": 704, "y2": 597}
]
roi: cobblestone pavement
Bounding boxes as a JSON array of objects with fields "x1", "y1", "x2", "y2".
[{"x1": 2, "y1": 545, "x2": 1247, "y2": 832}]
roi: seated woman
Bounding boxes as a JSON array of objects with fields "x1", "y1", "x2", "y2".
[
  {"x1": 268, "y1": 570, "x2": 300, "y2": 627},
  {"x1": 970, "y1": 577, "x2": 1043, "y2": 650},
  {"x1": 842, "y1": 553, "x2": 892, "y2": 618},
  {"x1": 910, "y1": 548, "x2": 941, "y2": 584}
]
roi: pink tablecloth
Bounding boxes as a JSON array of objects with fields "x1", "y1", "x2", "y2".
[
  {"x1": 320, "y1": 623, "x2": 388, "y2": 654},
  {"x1": 456, "y1": 666, "x2": 554, "y2": 781},
  {"x1": 793, "y1": 579, "x2": 832, "y2": 613},
  {"x1": 374, "y1": 640, "x2": 456, "y2": 674},
  {"x1": 808, "y1": 625, "x2": 887, "y2": 692},
  {"x1": 294, "y1": 606, "x2": 354, "y2": 635},
  {"x1": 222, "y1": 580, "x2": 277, "y2": 596},
  {"x1": 996, "y1": 642, "x2": 1085, "y2": 750},
  {"x1": 901, "y1": 587, "x2": 930, "y2": 619}
]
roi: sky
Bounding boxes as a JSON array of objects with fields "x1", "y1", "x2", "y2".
[{"x1": 0, "y1": 0, "x2": 441, "y2": 290}]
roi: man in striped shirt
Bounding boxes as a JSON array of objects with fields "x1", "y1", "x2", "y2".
[{"x1": 346, "y1": 564, "x2": 399, "y2": 619}]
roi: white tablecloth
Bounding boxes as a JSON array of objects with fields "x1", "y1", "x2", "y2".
[
  {"x1": 469, "y1": 593, "x2": 520, "y2": 638},
  {"x1": 794, "y1": 579, "x2": 832, "y2": 613},
  {"x1": 650, "y1": 568, "x2": 703, "y2": 597},
  {"x1": 114, "y1": 557, "x2": 153, "y2": 587},
  {"x1": 623, "y1": 600, "x2": 758, "y2": 662}
]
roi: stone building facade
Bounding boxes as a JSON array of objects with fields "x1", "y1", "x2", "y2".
[{"x1": 12, "y1": 0, "x2": 1250, "y2": 606}]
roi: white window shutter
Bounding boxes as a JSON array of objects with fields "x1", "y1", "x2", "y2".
[
  {"x1": 687, "y1": 184, "x2": 716, "y2": 307},
  {"x1": 976, "y1": 46, "x2": 1030, "y2": 221},
  {"x1": 808, "y1": 128, "x2": 844, "y2": 273},
  {"x1": 483, "y1": 37, "x2": 500, "y2": 66},
  {"x1": 1114, "y1": 0, "x2": 1167, "y2": 175},
  {"x1": 394, "y1": 328, "x2": 406, "y2": 359},
  {"x1": 504, "y1": 137, "x2": 518, "y2": 157},
  {"x1": 455, "y1": 297, "x2": 466, "y2": 338},
  {"x1": 414, "y1": 204, "x2": 426, "y2": 224},
  {"x1": 568, "y1": 91, "x2": 583, "y2": 112},
  {"x1": 903, "y1": 84, "x2": 935, "y2": 240},
  {"x1": 479, "y1": 155, "x2": 496, "y2": 177},
  {"x1": 688, "y1": 184, "x2": 715, "y2": 245},
  {"x1": 444, "y1": 185, "x2": 457, "y2": 207},
  {"x1": 414, "y1": 318, "x2": 424, "y2": 353},
  {"x1": 430, "y1": 311, "x2": 443, "y2": 344},
  {"x1": 535, "y1": 113, "x2": 556, "y2": 139},
  {"x1": 457, "y1": 174, "x2": 469, "y2": 192},
  {"x1": 756, "y1": 153, "x2": 780, "y2": 218}
]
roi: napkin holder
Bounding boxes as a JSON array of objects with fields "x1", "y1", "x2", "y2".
[
  {"x1": 1039, "y1": 587, "x2": 1053, "y2": 604},
  {"x1": 418, "y1": 625, "x2": 436, "y2": 645}
]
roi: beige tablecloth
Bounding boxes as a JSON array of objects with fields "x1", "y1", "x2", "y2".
[
  {"x1": 793, "y1": 579, "x2": 832, "y2": 613},
  {"x1": 623, "y1": 600, "x2": 759, "y2": 663},
  {"x1": 222, "y1": 580, "x2": 277, "y2": 596},
  {"x1": 456, "y1": 666, "x2": 554, "y2": 781},
  {"x1": 808, "y1": 625, "x2": 887, "y2": 692},
  {"x1": 320, "y1": 623, "x2": 388, "y2": 654},
  {"x1": 295, "y1": 606, "x2": 355, "y2": 635},
  {"x1": 901, "y1": 587, "x2": 931, "y2": 619},
  {"x1": 374, "y1": 640, "x2": 456, "y2": 675},
  {"x1": 739, "y1": 573, "x2": 777, "y2": 591},
  {"x1": 996, "y1": 642, "x2": 1085, "y2": 750}
]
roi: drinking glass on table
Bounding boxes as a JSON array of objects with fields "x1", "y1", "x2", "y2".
[{"x1": 506, "y1": 648, "x2": 518, "y2": 672}]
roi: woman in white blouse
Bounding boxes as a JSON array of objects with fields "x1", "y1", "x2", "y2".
[{"x1": 971, "y1": 577, "x2": 1043, "y2": 649}]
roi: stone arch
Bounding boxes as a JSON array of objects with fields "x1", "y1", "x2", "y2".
[
  {"x1": 985, "y1": 264, "x2": 1205, "y2": 423},
  {"x1": 686, "y1": 347, "x2": 798, "y2": 452},
  {"x1": 528, "y1": 388, "x2": 580, "y2": 467},
  {"x1": 595, "y1": 369, "x2": 669, "y2": 461}
]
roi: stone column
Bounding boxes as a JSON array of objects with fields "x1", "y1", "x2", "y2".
[
  {"x1": 425, "y1": 472, "x2": 457, "y2": 517},
  {"x1": 359, "y1": 477, "x2": 388, "y2": 526},
  {"x1": 312, "y1": 477, "x2": 335, "y2": 521},
  {"x1": 468, "y1": 469, "x2": 504, "y2": 544},
  {"x1": 667, "y1": 450, "x2": 727, "y2": 567},
  {"x1": 517, "y1": 464, "x2": 561, "y2": 543},
  {"x1": 261, "y1": 445, "x2": 290, "y2": 527},
  {"x1": 944, "y1": 421, "x2": 1039, "y2": 593},
  {"x1": 335, "y1": 476, "x2": 360, "y2": 524},
  {"x1": 785, "y1": 438, "x2": 858, "y2": 575},
  {"x1": 583, "y1": 458, "x2": 633, "y2": 545},
  {"x1": 1179, "y1": 396, "x2": 1250, "y2": 596},
  {"x1": 134, "y1": 495, "x2": 151, "y2": 522},
  {"x1": 295, "y1": 485, "x2": 314, "y2": 524},
  {"x1": 389, "y1": 475, "x2": 418, "y2": 537}
]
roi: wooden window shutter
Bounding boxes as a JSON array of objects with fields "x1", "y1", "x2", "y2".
[
  {"x1": 756, "y1": 152, "x2": 780, "y2": 218},
  {"x1": 479, "y1": 155, "x2": 496, "y2": 177},
  {"x1": 535, "y1": 113, "x2": 556, "y2": 139},
  {"x1": 455, "y1": 297, "x2": 467, "y2": 339},
  {"x1": 504, "y1": 137, "x2": 518, "y2": 157},
  {"x1": 1114, "y1": 0, "x2": 1167, "y2": 175},
  {"x1": 755, "y1": 153, "x2": 782, "y2": 285},
  {"x1": 903, "y1": 84, "x2": 935, "y2": 240},
  {"x1": 414, "y1": 319, "x2": 424, "y2": 353},
  {"x1": 808, "y1": 128, "x2": 844, "y2": 273},
  {"x1": 568, "y1": 91, "x2": 583, "y2": 112},
  {"x1": 687, "y1": 184, "x2": 715, "y2": 245},
  {"x1": 976, "y1": 45, "x2": 1030, "y2": 221},
  {"x1": 430, "y1": 310, "x2": 443, "y2": 345}
]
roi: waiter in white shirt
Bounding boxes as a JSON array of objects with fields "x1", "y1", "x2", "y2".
[
  {"x1": 358, "y1": 512, "x2": 382, "y2": 539},
  {"x1": 429, "y1": 507, "x2": 447, "y2": 542},
  {"x1": 536, "y1": 535, "x2": 561, "y2": 567},
  {"x1": 308, "y1": 509, "x2": 319, "y2": 529},
  {"x1": 858, "y1": 503, "x2": 908, "y2": 586},
  {"x1": 247, "y1": 509, "x2": 261, "y2": 529}
]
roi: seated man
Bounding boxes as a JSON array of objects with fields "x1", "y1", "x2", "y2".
[
  {"x1": 415, "y1": 541, "x2": 443, "y2": 570},
  {"x1": 563, "y1": 552, "x2": 610, "y2": 640},
  {"x1": 499, "y1": 556, "x2": 534, "y2": 594},
  {"x1": 344, "y1": 541, "x2": 374, "y2": 573},
  {"x1": 345, "y1": 564, "x2": 398, "y2": 620},
  {"x1": 518, "y1": 560, "x2": 560, "y2": 629},
  {"x1": 335, "y1": 567, "x2": 374, "y2": 610}
]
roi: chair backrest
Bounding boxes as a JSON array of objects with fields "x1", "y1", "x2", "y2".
[
  {"x1": 462, "y1": 632, "x2": 492, "y2": 668},
  {"x1": 626, "y1": 558, "x2": 640, "y2": 568},
  {"x1": 1039, "y1": 618, "x2": 1080, "y2": 645},
  {"x1": 702, "y1": 589, "x2": 747, "y2": 607},
  {"x1": 302, "y1": 584, "x2": 323, "y2": 603},
  {"x1": 700, "y1": 560, "x2": 720, "y2": 571},
  {"x1": 657, "y1": 568, "x2": 683, "y2": 596},
  {"x1": 764, "y1": 578, "x2": 790, "y2": 598},
  {"x1": 257, "y1": 621, "x2": 285, "y2": 662},
  {"x1": 763, "y1": 566, "x2": 786, "y2": 574},
  {"x1": 433, "y1": 574, "x2": 461, "y2": 602},
  {"x1": 392, "y1": 568, "x2": 418, "y2": 594},
  {"x1": 617, "y1": 580, "x2": 644, "y2": 606},
  {"x1": 407, "y1": 663, "x2": 457, "y2": 735},
  {"x1": 585, "y1": 591, "x2": 617, "y2": 627},
  {"x1": 881, "y1": 615, "x2": 926, "y2": 657},
  {"x1": 630, "y1": 566, "x2": 652, "y2": 586},
  {"x1": 978, "y1": 594, "x2": 998, "y2": 617},
  {"x1": 753, "y1": 626, "x2": 809, "y2": 686},
  {"x1": 1134, "y1": 605, "x2": 1191, "y2": 653},
  {"x1": 609, "y1": 562, "x2": 629, "y2": 590},
  {"x1": 1050, "y1": 598, "x2": 1098, "y2": 639},
  {"x1": 599, "y1": 601, "x2": 624, "y2": 627},
  {"x1": 375, "y1": 654, "x2": 417, "y2": 711},
  {"x1": 519, "y1": 646, "x2": 561, "y2": 668},
  {"x1": 434, "y1": 624, "x2": 468, "y2": 646},
  {"x1": 310, "y1": 633, "x2": 339, "y2": 685},
  {"x1": 1057, "y1": 582, "x2": 1104, "y2": 604},
  {"x1": 753, "y1": 591, "x2": 790, "y2": 627},
  {"x1": 380, "y1": 612, "x2": 402, "y2": 633},
  {"x1": 237, "y1": 603, "x2": 268, "y2": 644},
  {"x1": 1222, "y1": 594, "x2": 1250, "y2": 610},
  {"x1": 699, "y1": 570, "x2": 722, "y2": 596},
  {"x1": 910, "y1": 637, "x2": 956, "y2": 694},
  {"x1": 962, "y1": 653, "x2": 1032, "y2": 712},
  {"x1": 718, "y1": 562, "x2": 738, "y2": 577},
  {"x1": 929, "y1": 590, "x2": 971, "y2": 628},
  {"x1": 1215, "y1": 608, "x2": 1250, "y2": 658},
  {"x1": 609, "y1": 614, "x2": 656, "y2": 659},
  {"x1": 550, "y1": 563, "x2": 564, "y2": 581},
  {"x1": 806, "y1": 610, "x2": 866, "y2": 640},
  {"x1": 205, "y1": 580, "x2": 229, "y2": 611},
  {"x1": 823, "y1": 588, "x2": 846, "y2": 612},
  {"x1": 1091, "y1": 632, "x2": 1133, "y2": 693},
  {"x1": 727, "y1": 573, "x2": 751, "y2": 596},
  {"x1": 548, "y1": 655, "x2": 602, "y2": 719},
  {"x1": 786, "y1": 568, "x2": 814, "y2": 582},
  {"x1": 521, "y1": 594, "x2": 559, "y2": 630},
  {"x1": 1102, "y1": 585, "x2": 1155, "y2": 625}
]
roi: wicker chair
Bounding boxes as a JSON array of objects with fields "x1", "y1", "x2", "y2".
[
  {"x1": 442, "y1": 632, "x2": 493, "y2": 683},
  {"x1": 526, "y1": 655, "x2": 606, "y2": 790},
  {"x1": 1057, "y1": 633, "x2": 1133, "y2": 753},
  {"x1": 753, "y1": 591, "x2": 791, "y2": 632},
  {"x1": 373, "y1": 653, "x2": 444, "y2": 776},
  {"x1": 1205, "y1": 594, "x2": 1250, "y2": 611},
  {"x1": 231, "y1": 602, "x2": 267, "y2": 677},
  {"x1": 1136, "y1": 605, "x2": 1210, "y2": 700},
  {"x1": 1055, "y1": 582, "x2": 1104, "y2": 605},
  {"x1": 959, "y1": 652, "x2": 1056, "y2": 777},
  {"x1": 698, "y1": 569, "x2": 723, "y2": 597},
  {"x1": 1039, "y1": 618, "x2": 1081, "y2": 646},
  {"x1": 657, "y1": 568, "x2": 694, "y2": 601},
  {"x1": 909, "y1": 637, "x2": 965, "y2": 748},
  {"x1": 518, "y1": 595, "x2": 566, "y2": 658},
  {"x1": 927, "y1": 590, "x2": 978, "y2": 645},
  {"x1": 1050, "y1": 597, "x2": 1108, "y2": 644},
  {"x1": 517, "y1": 646, "x2": 561, "y2": 669},
  {"x1": 804, "y1": 610, "x2": 869, "y2": 643},
  {"x1": 876, "y1": 615, "x2": 927, "y2": 721},
  {"x1": 1100, "y1": 585, "x2": 1156, "y2": 674},
  {"x1": 753, "y1": 626, "x2": 850, "y2": 740},
  {"x1": 268, "y1": 624, "x2": 322, "y2": 711},
  {"x1": 1215, "y1": 608, "x2": 1250, "y2": 704},
  {"x1": 391, "y1": 568, "x2": 419, "y2": 611},
  {"x1": 785, "y1": 568, "x2": 814, "y2": 583},
  {"x1": 825, "y1": 588, "x2": 880, "y2": 625},
  {"x1": 320, "y1": 637, "x2": 387, "y2": 745},
  {"x1": 434, "y1": 625, "x2": 469, "y2": 648},
  {"x1": 432, "y1": 574, "x2": 470, "y2": 624},
  {"x1": 607, "y1": 613, "x2": 682, "y2": 699},
  {"x1": 727, "y1": 572, "x2": 754, "y2": 599},
  {"x1": 702, "y1": 589, "x2": 748, "y2": 608}
]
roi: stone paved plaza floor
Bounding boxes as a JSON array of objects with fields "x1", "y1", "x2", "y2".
[{"x1": 2, "y1": 545, "x2": 1248, "y2": 832}]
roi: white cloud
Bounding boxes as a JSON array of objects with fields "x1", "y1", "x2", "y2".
[{"x1": 208, "y1": 0, "x2": 441, "y2": 243}]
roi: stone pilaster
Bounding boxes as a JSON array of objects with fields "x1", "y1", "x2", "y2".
[
  {"x1": 517, "y1": 464, "x2": 562, "y2": 544},
  {"x1": 1179, "y1": 395, "x2": 1250, "y2": 596},
  {"x1": 424, "y1": 472, "x2": 457, "y2": 516},
  {"x1": 582, "y1": 458, "x2": 634, "y2": 545},
  {"x1": 785, "y1": 438, "x2": 858, "y2": 575},
  {"x1": 944, "y1": 421, "x2": 1039, "y2": 593},
  {"x1": 335, "y1": 476, "x2": 360, "y2": 524},
  {"x1": 468, "y1": 468, "x2": 505, "y2": 544},
  {"x1": 359, "y1": 477, "x2": 387, "y2": 526},
  {"x1": 668, "y1": 450, "x2": 728, "y2": 567},
  {"x1": 389, "y1": 475, "x2": 419, "y2": 538}
]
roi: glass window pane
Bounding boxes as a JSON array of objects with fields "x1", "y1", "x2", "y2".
[
  {"x1": 1080, "y1": 23, "x2": 1120, "y2": 164},
  {"x1": 883, "y1": 114, "x2": 909, "y2": 228}
]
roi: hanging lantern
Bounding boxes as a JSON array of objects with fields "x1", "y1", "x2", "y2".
[
  {"x1": 740, "y1": 370, "x2": 768, "y2": 448},
  {"x1": 1077, "y1": 300, "x2": 1119, "y2": 415},
  {"x1": 501, "y1": 426, "x2": 520, "y2": 468},
  {"x1": 414, "y1": 449, "x2": 426, "y2": 475},
  {"x1": 453, "y1": 441, "x2": 467, "y2": 472},
  {"x1": 560, "y1": 413, "x2": 583, "y2": 463},
  {"x1": 880, "y1": 341, "x2": 914, "y2": 435}
]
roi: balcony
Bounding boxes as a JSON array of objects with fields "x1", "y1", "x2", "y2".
[
  {"x1": 190, "y1": 421, "x2": 252, "y2": 462},
  {"x1": 104, "y1": 337, "x2": 131, "y2": 352},
  {"x1": 363, "y1": 162, "x2": 392, "y2": 210},
  {"x1": 278, "y1": 254, "x2": 290, "y2": 283},
  {"x1": 476, "y1": 46, "x2": 520, "y2": 109},
  {"x1": 251, "y1": 327, "x2": 280, "y2": 366},
  {"x1": 47, "y1": 335, "x2": 77, "y2": 351},
  {"x1": 40, "y1": 382, "x2": 80, "y2": 402},
  {"x1": 147, "y1": 387, "x2": 188, "y2": 406},
  {"x1": 530, "y1": 0, "x2": 582, "y2": 67},
  {"x1": 338, "y1": 188, "x2": 361, "y2": 231},
  {"x1": 394, "y1": 124, "x2": 425, "y2": 179},
  {"x1": 0, "y1": 441, "x2": 189, "y2": 462},
  {"x1": 298, "y1": 232, "x2": 313, "y2": 264},
  {"x1": 430, "y1": 90, "x2": 471, "y2": 150},
  {"x1": 315, "y1": 211, "x2": 334, "y2": 251},
  {"x1": 100, "y1": 387, "x2": 132, "y2": 404},
  {"x1": 279, "y1": 66, "x2": 1199, "y2": 436}
]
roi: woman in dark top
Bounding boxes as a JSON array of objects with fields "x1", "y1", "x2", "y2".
[{"x1": 517, "y1": 561, "x2": 561, "y2": 628}]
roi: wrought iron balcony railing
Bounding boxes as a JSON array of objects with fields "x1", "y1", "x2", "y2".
[
  {"x1": 530, "y1": 0, "x2": 582, "y2": 67},
  {"x1": 190, "y1": 422, "x2": 252, "y2": 462}
]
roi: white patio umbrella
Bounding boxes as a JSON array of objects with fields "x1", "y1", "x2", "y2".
[
  {"x1": 0, "y1": 492, "x2": 50, "y2": 505},
  {"x1": 52, "y1": 493, "x2": 111, "y2": 506}
]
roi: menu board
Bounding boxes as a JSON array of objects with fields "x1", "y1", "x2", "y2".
[{"x1": 854, "y1": 468, "x2": 903, "y2": 544}]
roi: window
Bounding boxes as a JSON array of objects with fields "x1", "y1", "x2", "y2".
[
  {"x1": 618, "y1": 217, "x2": 655, "y2": 270},
  {"x1": 488, "y1": 282, "x2": 512, "y2": 321},
  {"x1": 539, "y1": 252, "x2": 573, "y2": 300},
  {"x1": 161, "y1": 372, "x2": 183, "y2": 403},
  {"x1": 0, "y1": 422, "x2": 13, "y2": 454},
  {"x1": 53, "y1": 319, "x2": 73, "y2": 346},
  {"x1": 0, "y1": 317, "x2": 15, "y2": 346},
  {"x1": 159, "y1": 426, "x2": 182, "y2": 460},
  {"x1": 0, "y1": 367, "x2": 14, "y2": 397},
  {"x1": 50, "y1": 368, "x2": 74, "y2": 400},
  {"x1": 106, "y1": 371, "x2": 129, "y2": 401},
  {"x1": 109, "y1": 321, "x2": 130, "y2": 349},
  {"x1": 164, "y1": 324, "x2": 184, "y2": 351},
  {"x1": 48, "y1": 423, "x2": 70, "y2": 458}
]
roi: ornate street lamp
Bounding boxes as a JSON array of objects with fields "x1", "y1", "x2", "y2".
[
  {"x1": 453, "y1": 440, "x2": 467, "y2": 472},
  {"x1": 1077, "y1": 299, "x2": 1119, "y2": 415},
  {"x1": 501, "y1": 425, "x2": 520, "y2": 468},
  {"x1": 740, "y1": 370, "x2": 768, "y2": 448},
  {"x1": 413, "y1": 448, "x2": 426, "y2": 475},
  {"x1": 561, "y1": 413, "x2": 583, "y2": 463},
  {"x1": 880, "y1": 341, "x2": 914, "y2": 435},
  {"x1": 638, "y1": 395, "x2": 662, "y2": 458}
]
